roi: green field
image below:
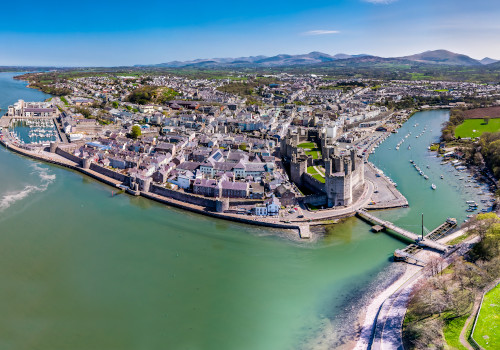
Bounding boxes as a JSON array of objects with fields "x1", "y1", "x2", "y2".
[
  {"x1": 472, "y1": 284, "x2": 500, "y2": 349},
  {"x1": 305, "y1": 149, "x2": 322, "y2": 159},
  {"x1": 298, "y1": 142, "x2": 322, "y2": 159},
  {"x1": 298, "y1": 142, "x2": 316, "y2": 148},
  {"x1": 307, "y1": 166, "x2": 325, "y2": 183},
  {"x1": 454, "y1": 118, "x2": 500, "y2": 138}
]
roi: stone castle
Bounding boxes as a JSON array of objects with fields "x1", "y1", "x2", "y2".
[{"x1": 280, "y1": 128, "x2": 364, "y2": 207}]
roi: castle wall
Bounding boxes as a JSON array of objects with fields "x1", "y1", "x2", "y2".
[
  {"x1": 301, "y1": 193, "x2": 327, "y2": 206},
  {"x1": 303, "y1": 173, "x2": 326, "y2": 193}
]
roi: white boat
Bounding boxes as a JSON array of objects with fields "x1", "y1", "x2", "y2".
[
  {"x1": 440, "y1": 175, "x2": 444, "y2": 179},
  {"x1": 431, "y1": 184, "x2": 436, "y2": 190},
  {"x1": 424, "y1": 175, "x2": 429, "y2": 180}
]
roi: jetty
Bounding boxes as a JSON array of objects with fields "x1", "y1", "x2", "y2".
[
  {"x1": 356, "y1": 209, "x2": 448, "y2": 252},
  {"x1": 424, "y1": 218, "x2": 457, "y2": 241}
]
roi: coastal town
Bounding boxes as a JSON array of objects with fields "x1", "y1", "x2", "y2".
[
  {"x1": 3, "y1": 71, "x2": 500, "y2": 350},
  {"x1": 1, "y1": 74, "x2": 500, "y2": 237},
  {"x1": 5, "y1": 0, "x2": 500, "y2": 348}
]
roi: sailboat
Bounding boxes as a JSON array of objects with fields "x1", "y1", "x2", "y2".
[{"x1": 431, "y1": 184, "x2": 436, "y2": 190}]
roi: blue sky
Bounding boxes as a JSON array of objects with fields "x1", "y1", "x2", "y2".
[{"x1": 1, "y1": 0, "x2": 499, "y2": 66}]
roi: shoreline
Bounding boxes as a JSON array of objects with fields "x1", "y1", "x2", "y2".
[
  {"x1": 0, "y1": 137, "x2": 314, "y2": 235},
  {"x1": 0, "y1": 121, "x2": 409, "y2": 240}
]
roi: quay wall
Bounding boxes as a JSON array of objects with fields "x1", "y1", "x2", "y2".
[
  {"x1": 141, "y1": 192, "x2": 301, "y2": 231},
  {"x1": 0, "y1": 138, "x2": 304, "y2": 232}
]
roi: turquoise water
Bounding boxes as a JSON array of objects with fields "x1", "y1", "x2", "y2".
[
  {"x1": 369, "y1": 109, "x2": 491, "y2": 232},
  {"x1": 0, "y1": 73, "x2": 488, "y2": 349},
  {"x1": 0, "y1": 72, "x2": 404, "y2": 350}
]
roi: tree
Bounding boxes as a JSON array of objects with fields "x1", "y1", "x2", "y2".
[
  {"x1": 112, "y1": 101, "x2": 119, "y2": 108},
  {"x1": 130, "y1": 125, "x2": 142, "y2": 139},
  {"x1": 239, "y1": 143, "x2": 247, "y2": 151}
]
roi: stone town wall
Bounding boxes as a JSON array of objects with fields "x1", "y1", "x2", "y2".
[
  {"x1": 150, "y1": 184, "x2": 218, "y2": 210},
  {"x1": 55, "y1": 148, "x2": 83, "y2": 165},
  {"x1": 89, "y1": 163, "x2": 129, "y2": 183}
]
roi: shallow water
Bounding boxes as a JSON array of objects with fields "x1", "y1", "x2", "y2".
[
  {"x1": 0, "y1": 72, "x2": 405, "y2": 350},
  {"x1": 0, "y1": 73, "x2": 487, "y2": 349}
]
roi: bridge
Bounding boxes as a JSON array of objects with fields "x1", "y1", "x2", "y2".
[{"x1": 356, "y1": 209, "x2": 449, "y2": 252}]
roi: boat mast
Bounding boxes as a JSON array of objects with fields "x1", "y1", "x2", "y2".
[{"x1": 421, "y1": 213, "x2": 424, "y2": 240}]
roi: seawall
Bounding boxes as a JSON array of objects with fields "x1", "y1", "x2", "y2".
[{"x1": 0, "y1": 137, "x2": 305, "y2": 234}]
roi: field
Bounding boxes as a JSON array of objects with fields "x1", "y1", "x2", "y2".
[
  {"x1": 307, "y1": 166, "x2": 325, "y2": 183},
  {"x1": 472, "y1": 284, "x2": 500, "y2": 349},
  {"x1": 464, "y1": 106, "x2": 500, "y2": 119},
  {"x1": 454, "y1": 118, "x2": 500, "y2": 138},
  {"x1": 297, "y1": 142, "x2": 315, "y2": 148},
  {"x1": 298, "y1": 142, "x2": 322, "y2": 159}
]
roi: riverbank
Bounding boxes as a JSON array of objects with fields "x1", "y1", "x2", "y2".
[
  {"x1": 0, "y1": 136, "x2": 318, "y2": 239},
  {"x1": 355, "y1": 230, "x2": 479, "y2": 350},
  {"x1": 1, "y1": 124, "x2": 413, "y2": 243}
]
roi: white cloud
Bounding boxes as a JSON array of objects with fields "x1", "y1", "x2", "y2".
[
  {"x1": 363, "y1": 0, "x2": 398, "y2": 4},
  {"x1": 302, "y1": 30, "x2": 340, "y2": 36}
]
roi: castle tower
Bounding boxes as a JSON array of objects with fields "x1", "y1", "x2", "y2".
[
  {"x1": 324, "y1": 158, "x2": 332, "y2": 177},
  {"x1": 290, "y1": 154, "x2": 306, "y2": 187}
]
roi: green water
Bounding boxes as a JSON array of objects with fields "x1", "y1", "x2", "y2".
[
  {"x1": 369, "y1": 109, "x2": 491, "y2": 232},
  {"x1": 0, "y1": 73, "x2": 474, "y2": 350}
]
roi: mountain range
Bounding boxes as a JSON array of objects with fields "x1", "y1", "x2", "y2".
[{"x1": 141, "y1": 50, "x2": 499, "y2": 68}]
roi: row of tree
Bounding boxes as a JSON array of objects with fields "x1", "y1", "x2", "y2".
[{"x1": 403, "y1": 213, "x2": 500, "y2": 349}]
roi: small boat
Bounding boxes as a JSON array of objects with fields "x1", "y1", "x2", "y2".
[
  {"x1": 440, "y1": 175, "x2": 444, "y2": 179},
  {"x1": 431, "y1": 184, "x2": 436, "y2": 190},
  {"x1": 426, "y1": 165, "x2": 430, "y2": 169},
  {"x1": 410, "y1": 160, "x2": 414, "y2": 163}
]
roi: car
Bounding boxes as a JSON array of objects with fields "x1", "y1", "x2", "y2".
[
  {"x1": 374, "y1": 190, "x2": 379, "y2": 193},
  {"x1": 297, "y1": 215, "x2": 304, "y2": 218}
]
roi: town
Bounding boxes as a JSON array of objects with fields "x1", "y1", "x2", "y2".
[{"x1": 2, "y1": 73, "x2": 500, "y2": 236}]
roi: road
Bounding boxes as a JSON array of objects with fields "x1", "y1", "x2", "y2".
[{"x1": 369, "y1": 238, "x2": 479, "y2": 350}]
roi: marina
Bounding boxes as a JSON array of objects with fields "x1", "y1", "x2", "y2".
[{"x1": 9, "y1": 118, "x2": 60, "y2": 145}]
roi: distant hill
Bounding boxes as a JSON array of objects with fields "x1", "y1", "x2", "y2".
[
  {"x1": 480, "y1": 57, "x2": 499, "y2": 65},
  {"x1": 137, "y1": 49, "x2": 499, "y2": 69},
  {"x1": 399, "y1": 50, "x2": 482, "y2": 66},
  {"x1": 143, "y1": 52, "x2": 368, "y2": 68}
]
